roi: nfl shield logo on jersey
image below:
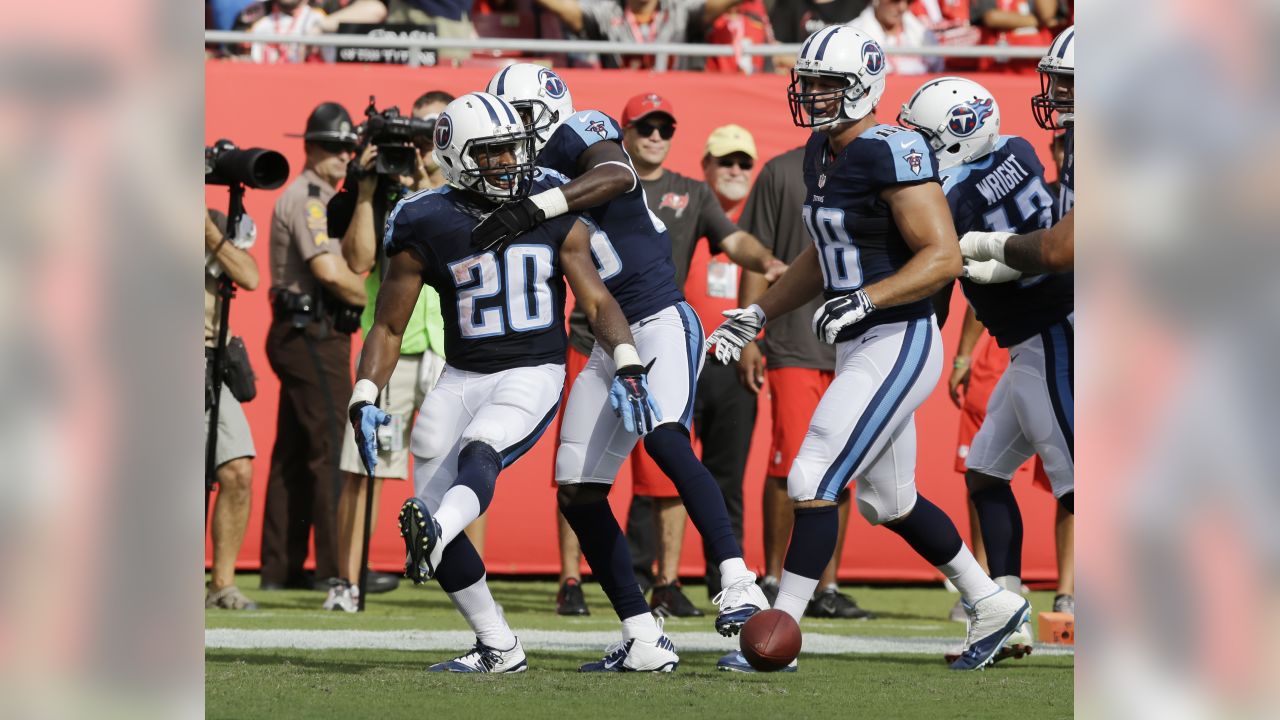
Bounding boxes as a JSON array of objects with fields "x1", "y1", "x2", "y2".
[{"x1": 904, "y1": 149, "x2": 923, "y2": 175}]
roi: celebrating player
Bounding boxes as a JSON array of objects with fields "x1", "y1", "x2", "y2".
[
  {"x1": 899, "y1": 76, "x2": 1074, "y2": 661},
  {"x1": 482, "y1": 63, "x2": 770, "y2": 672},
  {"x1": 960, "y1": 25, "x2": 1075, "y2": 275},
  {"x1": 705, "y1": 26, "x2": 1030, "y2": 672},
  {"x1": 348, "y1": 93, "x2": 660, "y2": 673}
]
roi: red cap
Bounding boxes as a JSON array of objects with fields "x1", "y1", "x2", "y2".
[{"x1": 621, "y1": 92, "x2": 676, "y2": 127}]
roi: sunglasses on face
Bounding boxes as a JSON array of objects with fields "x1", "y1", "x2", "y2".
[
  {"x1": 316, "y1": 141, "x2": 356, "y2": 155},
  {"x1": 717, "y1": 156, "x2": 753, "y2": 170},
  {"x1": 633, "y1": 120, "x2": 676, "y2": 140}
]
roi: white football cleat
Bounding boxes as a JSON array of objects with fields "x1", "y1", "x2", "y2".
[
  {"x1": 321, "y1": 579, "x2": 358, "y2": 613},
  {"x1": 713, "y1": 576, "x2": 770, "y2": 636},
  {"x1": 949, "y1": 589, "x2": 1032, "y2": 671},
  {"x1": 579, "y1": 619, "x2": 679, "y2": 672},
  {"x1": 428, "y1": 638, "x2": 528, "y2": 673}
]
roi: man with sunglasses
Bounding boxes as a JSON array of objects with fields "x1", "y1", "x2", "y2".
[
  {"x1": 609, "y1": 99, "x2": 785, "y2": 617},
  {"x1": 260, "y1": 101, "x2": 369, "y2": 592}
]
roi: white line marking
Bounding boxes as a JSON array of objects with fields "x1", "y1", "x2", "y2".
[{"x1": 206, "y1": 628, "x2": 1074, "y2": 657}]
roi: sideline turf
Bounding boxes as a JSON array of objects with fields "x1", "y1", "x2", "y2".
[{"x1": 206, "y1": 648, "x2": 1073, "y2": 720}]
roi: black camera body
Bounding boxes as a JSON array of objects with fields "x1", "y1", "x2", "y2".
[
  {"x1": 205, "y1": 139, "x2": 290, "y2": 189},
  {"x1": 361, "y1": 96, "x2": 434, "y2": 178}
]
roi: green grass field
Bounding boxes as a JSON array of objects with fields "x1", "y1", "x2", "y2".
[{"x1": 206, "y1": 578, "x2": 1074, "y2": 719}]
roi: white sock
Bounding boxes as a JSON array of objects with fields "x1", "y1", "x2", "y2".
[
  {"x1": 434, "y1": 485, "x2": 481, "y2": 548},
  {"x1": 774, "y1": 570, "x2": 819, "y2": 623},
  {"x1": 621, "y1": 613, "x2": 661, "y2": 643},
  {"x1": 937, "y1": 546, "x2": 1000, "y2": 604},
  {"x1": 718, "y1": 557, "x2": 754, "y2": 587},
  {"x1": 994, "y1": 575, "x2": 1022, "y2": 594},
  {"x1": 448, "y1": 575, "x2": 516, "y2": 650},
  {"x1": 821, "y1": 582, "x2": 839, "y2": 593}
]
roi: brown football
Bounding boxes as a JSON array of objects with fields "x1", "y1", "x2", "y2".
[{"x1": 740, "y1": 609, "x2": 802, "y2": 671}]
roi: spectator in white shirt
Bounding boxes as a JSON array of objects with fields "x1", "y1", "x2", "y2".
[{"x1": 847, "y1": 0, "x2": 942, "y2": 75}]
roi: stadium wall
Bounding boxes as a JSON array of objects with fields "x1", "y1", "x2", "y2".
[{"x1": 205, "y1": 61, "x2": 1062, "y2": 583}]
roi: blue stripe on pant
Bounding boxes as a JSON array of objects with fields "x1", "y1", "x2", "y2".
[
  {"x1": 500, "y1": 389, "x2": 564, "y2": 467},
  {"x1": 815, "y1": 319, "x2": 932, "y2": 502},
  {"x1": 675, "y1": 302, "x2": 703, "y2": 429},
  {"x1": 1042, "y1": 319, "x2": 1074, "y2": 458}
]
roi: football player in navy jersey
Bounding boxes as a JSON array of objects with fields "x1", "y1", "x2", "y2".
[
  {"x1": 900, "y1": 76, "x2": 1075, "y2": 661},
  {"x1": 706, "y1": 26, "x2": 1030, "y2": 672},
  {"x1": 347, "y1": 93, "x2": 666, "y2": 673},
  {"x1": 961, "y1": 25, "x2": 1075, "y2": 276},
  {"x1": 482, "y1": 63, "x2": 774, "y2": 671}
]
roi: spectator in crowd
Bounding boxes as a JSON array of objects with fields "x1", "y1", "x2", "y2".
[
  {"x1": 311, "y1": 0, "x2": 392, "y2": 32},
  {"x1": 209, "y1": 0, "x2": 259, "y2": 29},
  {"x1": 409, "y1": 91, "x2": 452, "y2": 191},
  {"x1": 736, "y1": 147, "x2": 873, "y2": 619},
  {"x1": 704, "y1": 0, "x2": 775, "y2": 74},
  {"x1": 382, "y1": 1, "x2": 478, "y2": 62},
  {"x1": 848, "y1": 0, "x2": 942, "y2": 75},
  {"x1": 619, "y1": 99, "x2": 785, "y2": 615},
  {"x1": 259, "y1": 102, "x2": 367, "y2": 591},
  {"x1": 970, "y1": 0, "x2": 1062, "y2": 72},
  {"x1": 768, "y1": 0, "x2": 868, "y2": 70},
  {"x1": 244, "y1": 1, "x2": 337, "y2": 63},
  {"x1": 534, "y1": 0, "x2": 749, "y2": 70},
  {"x1": 319, "y1": 91, "x2": 455, "y2": 612},
  {"x1": 909, "y1": 0, "x2": 979, "y2": 70},
  {"x1": 205, "y1": 209, "x2": 261, "y2": 610}
]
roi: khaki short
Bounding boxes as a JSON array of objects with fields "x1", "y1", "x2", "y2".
[
  {"x1": 205, "y1": 385, "x2": 256, "y2": 467},
  {"x1": 340, "y1": 350, "x2": 445, "y2": 479}
]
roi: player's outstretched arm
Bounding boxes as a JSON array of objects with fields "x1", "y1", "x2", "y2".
[
  {"x1": 562, "y1": 140, "x2": 640, "y2": 211},
  {"x1": 961, "y1": 209, "x2": 1074, "y2": 275},
  {"x1": 354, "y1": 249, "x2": 424, "y2": 392},
  {"x1": 561, "y1": 219, "x2": 660, "y2": 435},
  {"x1": 719, "y1": 230, "x2": 788, "y2": 281},
  {"x1": 705, "y1": 245, "x2": 822, "y2": 363},
  {"x1": 869, "y1": 182, "x2": 963, "y2": 307}
]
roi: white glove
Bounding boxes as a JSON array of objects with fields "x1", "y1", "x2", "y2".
[
  {"x1": 812, "y1": 289, "x2": 876, "y2": 344},
  {"x1": 705, "y1": 305, "x2": 766, "y2": 364},
  {"x1": 959, "y1": 230, "x2": 1012, "y2": 263},
  {"x1": 962, "y1": 258, "x2": 1023, "y2": 284}
]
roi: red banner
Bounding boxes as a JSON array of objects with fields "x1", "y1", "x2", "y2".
[{"x1": 205, "y1": 61, "x2": 1063, "y2": 582}]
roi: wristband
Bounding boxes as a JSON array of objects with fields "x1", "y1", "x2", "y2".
[
  {"x1": 953, "y1": 356, "x2": 971, "y2": 370},
  {"x1": 350, "y1": 378, "x2": 378, "y2": 408},
  {"x1": 613, "y1": 343, "x2": 642, "y2": 370},
  {"x1": 530, "y1": 187, "x2": 569, "y2": 220},
  {"x1": 747, "y1": 304, "x2": 767, "y2": 325}
]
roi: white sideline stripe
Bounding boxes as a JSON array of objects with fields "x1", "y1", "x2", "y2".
[{"x1": 206, "y1": 628, "x2": 1074, "y2": 657}]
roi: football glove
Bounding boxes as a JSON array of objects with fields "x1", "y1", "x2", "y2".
[
  {"x1": 471, "y1": 197, "x2": 543, "y2": 251},
  {"x1": 958, "y1": 230, "x2": 1012, "y2": 264},
  {"x1": 812, "y1": 290, "x2": 876, "y2": 344},
  {"x1": 349, "y1": 401, "x2": 391, "y2": 474},
  {"x1": 962, "y1": 258, "x2": 1023, "y2": 284},
  {"x1": 705, "y1": 305, "x2": 766, "y2": 364},
  {"x1": 609, "y1": 360, "x2": 661, "y2": 436}
]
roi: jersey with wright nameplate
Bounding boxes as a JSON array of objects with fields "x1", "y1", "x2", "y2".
[
  {"x1": 383, "y1": 168, "x2": 578, "y2": 374},
  {"x1": 801, "y1": 124, "x2": 937, "y2": 341},
  {"x1": 536, "y1": 109, "x2": 683, "y2": 325},
  {"x1": 942, "y1": 135, "x2": 1073, "y2": 348}
]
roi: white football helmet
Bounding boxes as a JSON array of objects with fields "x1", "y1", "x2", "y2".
[
  {"x1": 432, "y1": 92, "x2": 535, "y2": 201},
  {"x1": 486, "y1": 63, "x2": 575, "y2": 154},
  {"x1": 898, "y1": 77, "x2": 1001, "y2": 171},
  {"x1": 1032, "y1": 25, "x2": 1074, "y2": 129},
  {"x1": 787, "y1": 25, "x2": 887, "y2": 130}
]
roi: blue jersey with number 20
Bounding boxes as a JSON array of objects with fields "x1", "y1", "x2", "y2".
[
  {"x1": 801, "y1": 124, "x2": 938, "y2": 341},
  {"x1": 383, "y1": 168, "x2": 577, "y2": 373}
]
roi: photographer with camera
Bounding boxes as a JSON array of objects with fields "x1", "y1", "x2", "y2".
[
  {"x1": 205, "y1": 207, "x2": 261, "y2": 611},
  {"x1": 322, "y1": 91, "x2": 457, "y2": 611},
  {"x1": 259, "y1": 101, "x2": 368, "y2": 591}
]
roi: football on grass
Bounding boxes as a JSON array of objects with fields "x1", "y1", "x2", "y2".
[{"x1": 740, "y1": 609, "x2": 801, "y2": 671}]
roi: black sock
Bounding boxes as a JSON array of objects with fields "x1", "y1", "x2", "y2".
[
  {"x1": 560, "y1": 499, "x2": 651, "y2": 621},
  {"x1": 885, "y1": 495, "x2": 964, "y2": 566},
  {"x1": 969, "y1": 484, "x2": 1023, "y2": 578},
  {"x1": 644, "y1": 426, "x2": 742, "y2": 565},
  {"x1": 782, "y1": 505, "x2": 840, "y2": 579},
  {"x1": 435, "y1": 533, "x2": 485, "y2": 593}
]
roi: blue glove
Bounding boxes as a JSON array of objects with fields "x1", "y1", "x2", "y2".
[
  {"x1": 812, "y1": 289, "x2": 876, "y2": 344},
  {"x1": 609, "y1": 361, "x2": 661, "y2": 436},
  {"x1": 349, "y1": 401, "x2": 392, "y2": 474}
]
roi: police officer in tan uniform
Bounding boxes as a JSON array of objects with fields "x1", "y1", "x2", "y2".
[{"x1": 259, "y1": 102, "x2": 369, "y2": 590}]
